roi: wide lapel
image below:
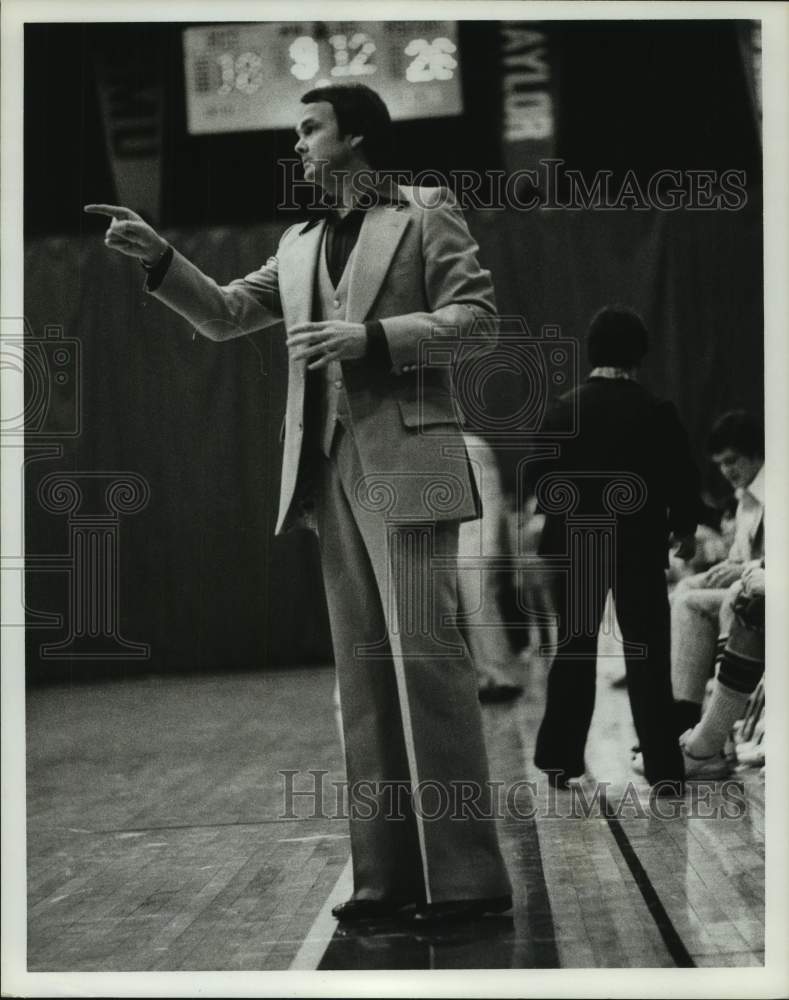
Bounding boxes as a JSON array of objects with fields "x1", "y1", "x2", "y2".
[
  {"x1": 346, "y1": 204, "x2": 410, "y2": 322},
  {"x1": 276, "y1": 218, "x2": 326, "y2": 331}
]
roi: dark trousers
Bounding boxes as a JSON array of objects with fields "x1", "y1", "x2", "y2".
[{"x1": 534, "y1": 558, "x2": 684, "y2": 785}]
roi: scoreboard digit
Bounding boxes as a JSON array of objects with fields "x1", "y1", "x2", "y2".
[{"x1": 183, "y1": 21, "x2": 462, "y2": 134}]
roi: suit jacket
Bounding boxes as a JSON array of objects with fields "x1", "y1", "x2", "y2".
[
  {"x1": 150, "y1": 182, "x2": 497, "y2": 533},
  {"x1": 533, "y1": 377, "x2": 701, "y2": 568}
]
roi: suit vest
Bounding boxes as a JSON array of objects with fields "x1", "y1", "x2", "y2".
[{"x1": 310, "y1": 229, "x2": 354, "y2": 457}]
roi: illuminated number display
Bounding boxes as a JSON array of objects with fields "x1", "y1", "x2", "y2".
[
  {"x1": 288, "y1": 36, "x2": 320, "y2": 81},
  {"x1": 216, "y1": 51, "x2": 264, "y2": 94},
  {"x1": 404, "y1": 37, "x2": 458, "y2": 82},
  {"x1": 327, "y1": 33, "x2": 377, "y2": 77},
  {"x1": 184, "y1": 21, "x2": 462, "y2": 134}
]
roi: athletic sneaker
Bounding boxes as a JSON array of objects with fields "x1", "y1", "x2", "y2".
[{"x1": 679, "y1": 729, "x2": 733, "y2": 780}]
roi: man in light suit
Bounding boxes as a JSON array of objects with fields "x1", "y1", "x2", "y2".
[{"x1": 86, "y1": 84, "x2": 512, "y2": 925}]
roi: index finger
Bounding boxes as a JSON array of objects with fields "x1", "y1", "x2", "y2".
[
  {"x1": 83, "y1": 204, "x2": 137, "y2": 221},
  {"x1": 287, "y1": 330, "x2": 333, "y2": 348},
  {"x1": 287, "y1": 322, "x2": 329, "y2": 339}
]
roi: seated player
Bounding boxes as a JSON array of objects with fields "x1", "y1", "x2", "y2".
[{"x1": 669, "y1": 411, "x2": 764, "y2": 737}]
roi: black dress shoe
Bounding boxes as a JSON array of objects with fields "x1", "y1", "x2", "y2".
[
  {"x1": 538, "y1": 766, "x2": 585, "y2": 789},
  {"x1": 411, "y1": 895, "x2": 513, "y2": 925},
  {"x1": 331, "y1": 898, "x2": 415, "y2": 922},
  {"x1": 478, "y1": 680, "x2": 524, "y2": 703}
]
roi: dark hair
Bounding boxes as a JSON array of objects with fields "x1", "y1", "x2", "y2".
[
  {"x1": 586, "y1": 305, "x2": 649, "y2": 367},
  {"x1": 301, "y1": 84, "x2": 392, "y2": 168},
  {"x1": 708, "y1": 410, "x2": 764, "y2": 458}
]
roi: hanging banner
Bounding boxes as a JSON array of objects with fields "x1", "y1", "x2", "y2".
[
  {"x1": 499, "y1": 22, "x2": 556, "y2": 188},
  {"x1": 93, "y1": 30, "x2": 163, "y2": 225},
  {"x1": 737, "y1": 20, "x2": 762, "y2": 146}
]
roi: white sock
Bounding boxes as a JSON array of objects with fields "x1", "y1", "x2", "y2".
[{"x1": 684, "y1": 681, "x2": 750, "y2": 758}]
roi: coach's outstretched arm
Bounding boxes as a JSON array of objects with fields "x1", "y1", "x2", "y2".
[
  {"x1": 83, "y1": 204, "x2": 283, "y2": 342},
  {"x1": 84, "y1": 204, "x2": 169, "y2": 263}
]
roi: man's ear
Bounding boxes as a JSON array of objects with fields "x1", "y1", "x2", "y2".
[{"x1": 349, "y1": 135, "x2": 364, "y2": 148}]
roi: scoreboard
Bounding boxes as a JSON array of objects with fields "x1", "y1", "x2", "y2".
[{"x1": 183, "y1": 21, "x2": 463, "y2": 134}]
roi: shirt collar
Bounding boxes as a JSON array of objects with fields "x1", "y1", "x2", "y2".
[
  {"x1": 298, "y1": 175, "x2": 406, "y2": 234},
  {"x1": 588, "y1": 366, "x2": 635, "y2": 381},
  {"x1": 743, "y1": 464, "x2": 765, "y2": 506}
]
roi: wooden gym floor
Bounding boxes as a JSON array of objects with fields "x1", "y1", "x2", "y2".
[{"x1": 26, "y1": 641, "x2": 764, "y2": 972}]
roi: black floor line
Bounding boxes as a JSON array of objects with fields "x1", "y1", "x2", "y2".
[{"x1": 599, "y1": 787, "x2": 696, "y2": 968}]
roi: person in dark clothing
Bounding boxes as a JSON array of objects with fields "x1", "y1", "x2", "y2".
[{"x1": 532, "y1": 305, "x2": 701, "y2": 790}]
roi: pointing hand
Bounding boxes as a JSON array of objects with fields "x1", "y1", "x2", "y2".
[{"x1": 84, "y1": 204, "x2": 168, "y2": 265}]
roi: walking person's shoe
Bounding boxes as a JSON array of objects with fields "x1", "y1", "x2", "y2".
[
  {"x1": 477, "y1": 678, "x2": 524, "y2": 703},
  {"x1": 477, "y1": 661, "x2": 524, "y2": 703}
]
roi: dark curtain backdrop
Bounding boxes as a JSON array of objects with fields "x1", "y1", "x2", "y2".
[{"x1": 24, "y1": 200, "x2": 763, "y2": 680}]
